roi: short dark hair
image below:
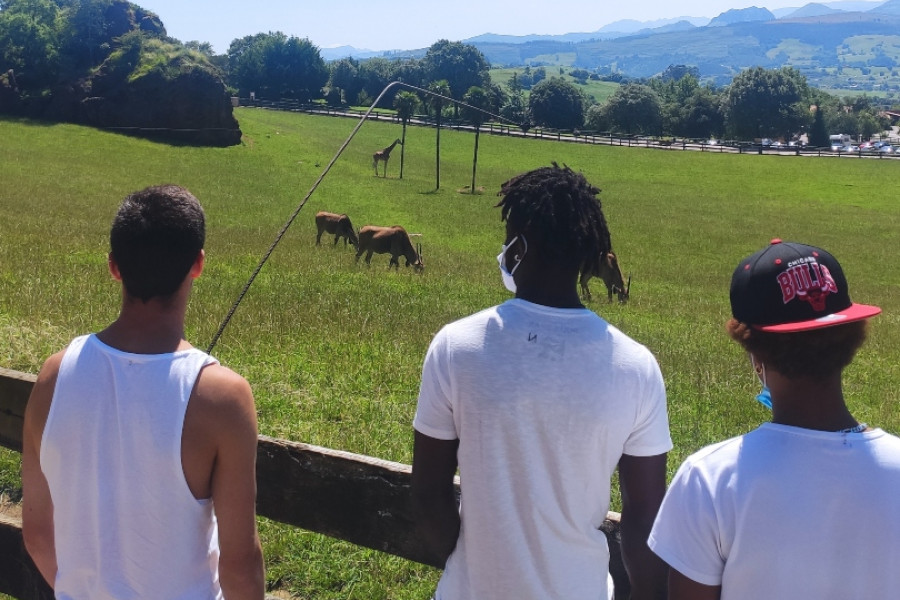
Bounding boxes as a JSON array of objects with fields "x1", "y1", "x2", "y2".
[
  {"x1": 110, "y1": 185, "x2": 205, "y2": 302},
  {"x1": 726, "y1": 318, "x2": 868, "y2": 380},
  {"x1": 496, "y1": 163, "x2": 612, "y2": 273}
]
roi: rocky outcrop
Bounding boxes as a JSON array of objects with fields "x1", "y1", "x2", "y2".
[{"x1": 77, "y1": 65, "x2": 241, "y2": 147}]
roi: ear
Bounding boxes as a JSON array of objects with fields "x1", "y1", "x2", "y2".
[
  {"x1": 108, "y1": 253, "x2": 122, "y2": 281},
  {"x1": 190, "y1": 250, "x2": 205, "y2": 279}
]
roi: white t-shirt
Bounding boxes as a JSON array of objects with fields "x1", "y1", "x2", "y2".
[
  {"x1": 414, "y1": 298, "x2": 672, "y2": 600},
  {"x1": 649, "y1": 423, "x2": 900, "y2": 599}
]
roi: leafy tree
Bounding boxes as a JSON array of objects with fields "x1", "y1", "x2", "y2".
[
  {"x1": 528, "y1": 77, "x2": 586, "y2": 130},
  {"x1": 227, "y1": 32, "x2": 327, "y2": 101},
  {"x1": 184, "y1": 40, "x2": 214, "y2": 57},
  {"x1": 57, "y1": 0, "x2": 163, "y2": 75},
  {"x1": 601, "y1": 83, "x2": 662, "y2": 135},
  {"x1": 809, "y1": 105, "x2": 829, "y2": 147},
  {"x1": 393, "y1": 90, "x2": 419, "y2": 179},
  {"x1": 328, "y1": 57, "x2": 358, "y2": 104},
  {"x1": 355, "y1": 57, "x2": 395, "y2": 107},
  {"x1": 427, "y1": 79, "x2": 450, "y2": 190},
  {"x1": 500, "y1": 72, "x2": 527, "y2": 124},
  {"x1": 584, "y1": 103, "x2": 608, "y2": 131},
  {"x1": 0, "y1": 0, "x2": 59, "y2": 89},
  {"x1": 724, "y1": 66, "x2": 809, "y2": 141},
  {"x1": 678, "y1": 87, "x2": 724, "y2": 139},
  {"x1": 484, "y1": 81, "x2": 507, "y2": 115},
  {"x1": 422, "y1": 39, "x2": 489, "y2": 115},
  {"x1": 393, "y1": 57, "x2": 425, "y2": 89},
  {"x1": 660, "y1": 64, "x2": 700, "y2": 82},
  {"x1": 462, "y1": 86, "x2": 490, "y2": 193},
  {"x1": 857, "y1": 111, "x2": 881, "y2": 139}
]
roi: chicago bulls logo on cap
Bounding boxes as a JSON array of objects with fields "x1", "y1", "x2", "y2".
[{"x1": 730, "y1": 239, "x2": 880, "y2": 333}]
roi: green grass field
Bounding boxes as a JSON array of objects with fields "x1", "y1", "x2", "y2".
[
  {"x1": 2, "y1": 108, "x2": 900, "y2": 598},
  {"x1": 489, "y1": 67, "x2": 620, "y2": 105}
]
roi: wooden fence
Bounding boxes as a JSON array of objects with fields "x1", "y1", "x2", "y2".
[
  {"x1": 234, "y1": 97, "x2": 900, "y2": 161},
  {"x1": 0, "y1": 367, "x2": 630, "y2": 599}
]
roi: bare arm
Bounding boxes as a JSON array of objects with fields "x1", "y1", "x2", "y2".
[
  {"x1": 22, "y1": 352, "x2": 64, "y2": 587},
  {"x1": 411, "y1": 430, "x2": 460, "y2": 568},
  {"x1": 669, "y1": 567, "x2": 721, "y2": 600},
  {"x1": 618, "y1": 453, "x2": 668, "y2": 600},
  {"x1": 197, "y1": 367, "x2": 265, "y2": 599}
]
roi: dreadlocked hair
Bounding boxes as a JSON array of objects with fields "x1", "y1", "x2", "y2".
[{"x1": 496, "y1": 163, "x2": 612, "y2": 272}]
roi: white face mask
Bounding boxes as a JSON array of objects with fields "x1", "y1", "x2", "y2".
[{"x1": 497, "y1": 235, "x2": 527, "y2": 293}]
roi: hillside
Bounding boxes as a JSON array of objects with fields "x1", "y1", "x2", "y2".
[{"x1": 469, "y1": 12, "x2": 900, "y2": 91}]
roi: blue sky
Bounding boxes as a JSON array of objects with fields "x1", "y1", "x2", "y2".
[{"x1": 135, "y1": 0, "x2": 885, "y2": 54}]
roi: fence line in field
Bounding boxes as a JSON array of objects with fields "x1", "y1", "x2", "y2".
[
  {"x1": 0, "y1": 367, "x2": 631, "y2": 599},
  {"x1": 233, "y1": 96, "x2": 900, "y2": 161}
]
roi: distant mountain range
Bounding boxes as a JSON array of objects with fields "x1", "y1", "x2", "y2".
[
  {"x1": 320, "y1": 0, "x2": 900, "y2": 91},
  {"x1": 319, "y1": 0, "x2": 892, "y2": 60}
]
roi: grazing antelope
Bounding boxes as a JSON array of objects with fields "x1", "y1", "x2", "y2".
[
  {"x1": 355, "y1": 225, "x2": 423, "y2": 272},
  {"x1": 580, "y1": 251, "x2": 630, "y2": 302},
  {"x1": 373, "y1": 139, "x2": 402, "y2": 177},
  {"x1": 315, "y1": 211, "x2": 359, "y2": 250}
]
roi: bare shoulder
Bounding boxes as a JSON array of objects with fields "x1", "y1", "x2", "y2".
[
  {"x1": 29, "y1": 350, "x2": 67, "y2": 409},
  {"x1": 191, "y1": 363, "x2": 257, "y2": 425},
  {"x1": 24, "y1": 350, "x2": 67, "y2": 447}
]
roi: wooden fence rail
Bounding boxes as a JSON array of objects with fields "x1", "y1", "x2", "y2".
[
  {"x1": 0, "y1": 367, "x2": 630, "y2": 599},
  {"x1": 234, "y1": 97, "x2": 900, "y2": 162}
]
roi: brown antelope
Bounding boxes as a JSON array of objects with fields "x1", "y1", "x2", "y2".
[
  {"x1": 373, "y1": 139, "x2": 402, "y2": 177},
  {"x1": 315, "y1": 211, "x2": 359, "y2": 250},
  {"x1": 580, "y1": 251, "x2": 630, "y2": 302},
  {"x1": 355, "y1": 225, "x2": 423, "y2": 272}
]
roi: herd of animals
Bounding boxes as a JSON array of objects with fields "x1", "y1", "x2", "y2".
[
  {"x1": 314, "y1": 141, "x2": 630, "y2": 300},
  {"x1": 314, "y1": 210, "x2": 630, "y2": 303},
  {"x1": 315, "y1": 211, "x2": 424, "y2": 271}
]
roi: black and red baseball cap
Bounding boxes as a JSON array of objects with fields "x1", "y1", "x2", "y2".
[{"x1": 730, "y1": 239, "x2": 881, "y2": 333}]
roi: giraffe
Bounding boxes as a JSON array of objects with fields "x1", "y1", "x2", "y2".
[{"x1": 373, "y1": 138, "x2": 402, "y2": 177}]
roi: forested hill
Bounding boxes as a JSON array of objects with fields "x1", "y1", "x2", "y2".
[{"x1": 469, "y1": 11, "x2": 900, "y2": 89}]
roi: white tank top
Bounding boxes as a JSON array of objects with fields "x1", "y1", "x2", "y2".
[{"x1": 41, "y1": 334, "x2": 224, "y2": 600}]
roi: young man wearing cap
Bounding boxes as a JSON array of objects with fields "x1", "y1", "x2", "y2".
[
  {"x1": 412, "y1": 164, "x2": 672, "y2": 600},
  {"x1": 22, "y1": 185, "x2": 265, "y2": 598},
  {"x1": 648, "y1": 239, "x2": 900, "y2": 599}
]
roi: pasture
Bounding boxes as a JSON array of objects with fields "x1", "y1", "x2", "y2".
[{"x1": 1, "y1": 108, "x2": 899, "y2": 598}]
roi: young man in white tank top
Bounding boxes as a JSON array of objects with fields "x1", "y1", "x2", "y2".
[{"x1": 22, "y1": 185, "x2": 265, "y2": 599}]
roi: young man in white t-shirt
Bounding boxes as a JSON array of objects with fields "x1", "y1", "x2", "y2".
[
  {"x1": 649, "y1": 239, "x2": 900, "y2": 599},
  {"x1": 412, "y1": 164, "x2": 672, "y2": 600}
]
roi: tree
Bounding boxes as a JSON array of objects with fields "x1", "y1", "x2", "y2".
[
  {"x1": 500, "y1": 72, "x2": 528, "y2": 124},
  {"x1": 393, "y1": 90, "x2": 419, "y2": 179},
  {"x1": 422, "y1": 39, "x2": 489, "y2": 116},
  {"x1": 724, "y1": 66, "x2": 809, "y2": 141},
  {"x1": 528, "y1": 77, "x2": 586, "y2": 130},
  {"x1": 584, "y1": 103, "x2": 608, "y2": 132},
  {"x1": 809, "y1": 105, "x2": 829, "y2": 147},
  {"x1": 660, "y1": 64, "x2": 700, "y2": 82},
  {"x1": 462, "y1": 86, "x2": 490, "y2": 193},
  {"x1": 0, "y1": 0, "x2": 60, "y2": 90},
  {"x1": 355, "y1": 57, "x2": 395, "y2": 107},
  {"x1": 602, "y1": 83, "x2": 662, "y2": 135},
  {"x1": 57, "y1": 0, "x2": 164, "y2": 76},
  {"x1": 227, "y1": 32, "x2": 327, "y2": 101},
  {"x1": 427, "y1": 80, "x2": 450, "y2": 190},
  {"x1": 328, "y1": 57, "x2": 358, "y2": 105}
]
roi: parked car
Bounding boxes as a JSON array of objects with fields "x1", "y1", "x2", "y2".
[{"x1": 878, "y1": 144, "x2": 895, "y2": 154}]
